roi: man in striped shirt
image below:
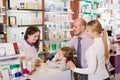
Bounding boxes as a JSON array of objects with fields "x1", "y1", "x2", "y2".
[{"x1": 52, "y1": 18, "x2": 93, "y2": 80}]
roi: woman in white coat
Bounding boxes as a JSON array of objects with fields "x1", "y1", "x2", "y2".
[
  {"x1": 67, "y1": 20, "x2": 110, "y2": 80},
  {"x1": 19, "y1": 26, "x2": 41, "y2": 66}
]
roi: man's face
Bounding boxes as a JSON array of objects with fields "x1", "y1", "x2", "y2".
[{"x1": 72, "y1": 22, "x2": 83, "y2": 36}]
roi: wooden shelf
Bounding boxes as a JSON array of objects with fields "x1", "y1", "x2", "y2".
[
  {"x1": 8, "y1": 24, "x2": 43, "y2": 27},
  {"x1": 0, "y1": 54, "x2": 21, "y2": 61},
  {"x1": 45, "y1": 11, "x2": 74, "y2": 14},
  {"x1": 0, "y1": 32, "x2": 4, "y2": 34},
  {"x1": 17, "y1": 8, "x2": 45, "y2": 11},
  {"x1": 45, "y1": 38, "x2": 71, "y2": 43},
  {"x1": 45, "y1": 29, "x2": 73, "y2": 32},
  {"x1": 113, "y1": 40, "x2": 120, "y2": 43},
  {"x1": 7, "y1": 10, "x2": 43, "y2": 13},
  {"x1": 7, "y1": 8, "x2": 44, "y2": 11},
  {"x1": 0, "y1": 14, "x2": 5, "y2": 16},
  {"x1": 17, "y1": 24, "x2": 43, "y2": 27},
  {"x1": 45, "y1": 20, "x2": 73, "y2": 23}
]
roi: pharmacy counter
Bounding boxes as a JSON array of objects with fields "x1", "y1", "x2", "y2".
[{"x1": 29, "y1": 63, "x2": 72, "y2": 80}]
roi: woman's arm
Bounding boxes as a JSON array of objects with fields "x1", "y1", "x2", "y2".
[{"x1": 67, "y1": 52, "x2": 97, "y2": 74}]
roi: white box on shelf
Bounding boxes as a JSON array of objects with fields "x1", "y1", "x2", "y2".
[{"x1": 0, "y1": 43, "x2": 16, "y2": 56}]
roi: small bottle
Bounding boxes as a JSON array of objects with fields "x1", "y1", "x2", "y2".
[
  {"x1": 13, "y1": 42, "x2": 19, "y2": 54},
  {"x1": 22, "y1": 59, "x2": 28, "y2": 77},
  {"x1": 13, "y1": 34, "x2": 17, "y2": 42},
  {"x1": 10, "y1": 65, "x2": 19, "y2": 80},
  {"x1": 17, "y1": 64, "x2": 22, "y2": 77},
  {"x1": 21, "y1": 32, "x2": 24, "y2": 41}
]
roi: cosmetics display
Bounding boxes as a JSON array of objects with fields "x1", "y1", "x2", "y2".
[
  {"x1": 45, "y1": 13, "x2": 73, "y2": 22},
  {"x1": 9, "y1": 1, "x2": 42, "y2": 10},
  {"x1": 79, "y1": 0, "x2": 100, "y2": 22},
  {"x1": 44, "y1": 41, "x2": 68, "y2": 52},
  {"x1": 44, "y1": 0, "x2": 72, "y2": 53},
  {"x1": 0, "y1": 64, "x2": 22, "y2": 80}
]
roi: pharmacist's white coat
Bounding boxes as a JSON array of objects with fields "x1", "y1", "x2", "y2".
[{"x1": 18, "y1": 40, "x2": 39, "y2": 62}]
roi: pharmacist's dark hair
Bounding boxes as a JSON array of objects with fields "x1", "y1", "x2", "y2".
[
  {"x1": 60, "y1": 46, "x2": 75, "y2": 63},
  {"x1": 24, "y1": 26, "x2": 40, "y2": 51}
]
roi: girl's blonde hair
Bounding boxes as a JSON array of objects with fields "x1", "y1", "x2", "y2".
[{"x1": 87, "y1": 20, "x2": 109, "y2": 62}]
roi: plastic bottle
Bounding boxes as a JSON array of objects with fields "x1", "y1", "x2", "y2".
[
  {"x1": 10, "y1": 65, "x2": 19, "y2": 80},
  {"x1": 17, "y1": 64, "x2": 22, "y2": 77}
]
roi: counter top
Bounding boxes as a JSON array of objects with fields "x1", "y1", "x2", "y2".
[{"x1": 29, "y1": 63, "x2": 72, "y2": 80}]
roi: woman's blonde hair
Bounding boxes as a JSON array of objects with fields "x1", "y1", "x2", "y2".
[{"x1": 87, "y1": 20, "x2": 109, "y2": 62}]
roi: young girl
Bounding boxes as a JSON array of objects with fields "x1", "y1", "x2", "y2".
[
  {"x1": 67, "y1": 20, "x2": 110, "y2": 80},
  {"x1": 48, "y1": 46, "x2": 75, "y2": 70},
  {"x1": 58, "y1": 46, "x2": 75, "y2": 64}
]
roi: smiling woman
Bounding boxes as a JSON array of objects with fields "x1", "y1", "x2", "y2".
[{"x1": 18, "y1": 26, "x2": 41, "y2": 67}]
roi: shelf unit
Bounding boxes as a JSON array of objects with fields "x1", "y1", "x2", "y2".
[
  {"x1": 79, "y1": 0, "x2": 100, "y2": 22},
  {"x1": 0, "y1": 54, "x2": 20, "y2": 61},
  {"x1": 43, "y1": 0, "x2": 73, "y2": 53},
  {"x1": 0, "y1": 55, "x2": 22, "y2": 80},
  {"x1": 96, "y1": 0, "x2": 120, "y2": 38},
  {"x1": 0, "y1": 43, "x2": 22, "y2": 80},
  {"x1": 6, "y1": 0, "x2": 44, "y2": 45},
  {"x1": 79, "y1": 0, "x2": 120, "y2": 37}
]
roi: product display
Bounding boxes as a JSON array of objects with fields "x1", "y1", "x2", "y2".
[
  {"x1": 79, "y1": 0, "x2": 99, "y2": 22},
  {"x1": 0, "y1": 0, "x2": 120, "y2": 80},
  {"x1": 44, "y1": 0, "x2": 72, "y2": 53}
]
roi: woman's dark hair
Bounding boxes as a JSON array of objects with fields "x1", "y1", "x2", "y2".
[
  {"x1": 24, "y1": 26, "x2": 40, "y2": 51},
  {"x1": 60, "y1": 46, "x2": 75, "y2": 63}
]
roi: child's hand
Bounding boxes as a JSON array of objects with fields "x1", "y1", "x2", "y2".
[
  {"x1": 46, "y1": 60, "x2": 50, "y2": 65},
  {"x1": 66, "y1": 61, "x2": 76, "y2": 71},
  {"x1": 35, "y1": 59, "x2": 41, "y2": 66}
]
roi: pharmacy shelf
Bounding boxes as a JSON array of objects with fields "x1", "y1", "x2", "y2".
[
  {"x1": 17, "y1": 24, "x2": 43, "y2": 27},
  {"x1": 98, "y1": 8, "x2": 113, "y2": 10},
  {"x1": 45, "y1": 20, "x2": 73, "y2": 23},
  {"x1": 0, "y1": 32, "x2": 4, "y2": 34},
  {"x1": 0, "y1": 14, "x2": 5, "y2": 16},
  {"x1": 8, "y1": 24, "x2": 43, "y2": 27},
  {"x1": 6, "y1": 9, "x2": 43, "y2": 13},
  {"x1": 17, "y1": 9, "x2": 44, "y2": 11},
  {"x1": 45, "y1": 38, "x2": 71, "y2": 43},
  {"x1": 80, "y1": 0, "x2": 99, "y2": 4},
  {"x1": 98, "y1": 18, "x2": 114, "y2": 20},
  {"x1": 48, "y1": 0, "x2": 72, "y2": 2},
  {"x1": 0, "y1": 54, "x2": 21, "y2": 61},
  {"x1": 45, "y1": 11, "x2": 74, "y2": 14},
  {"x1": 45, "y1": 29, "x2": 73, "y2": 32}
]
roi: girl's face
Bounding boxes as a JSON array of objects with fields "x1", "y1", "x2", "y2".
[
  {"x1": 27, "y1": 31, "x2": 40, "y2": 43},
  {"x1": 86, "y1": 27, "x2": 95, "y2": 38},
  {"x1": 58, "y1": 50, "x2": 66, "y2": 61}
]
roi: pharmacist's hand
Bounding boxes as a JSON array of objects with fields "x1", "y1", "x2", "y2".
[
  {"x1": 66, "y1": 61, "x2": 76, "y2": 71},
  {"x1": 35, "y1": 59, "x2": 41, "y2": 66},
  {"x1": 20, "y1": 56, "x2": 26, "y2": 60},
  {"x1": 46, "y1": 60, "x2": 50, "y2": 64}
]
